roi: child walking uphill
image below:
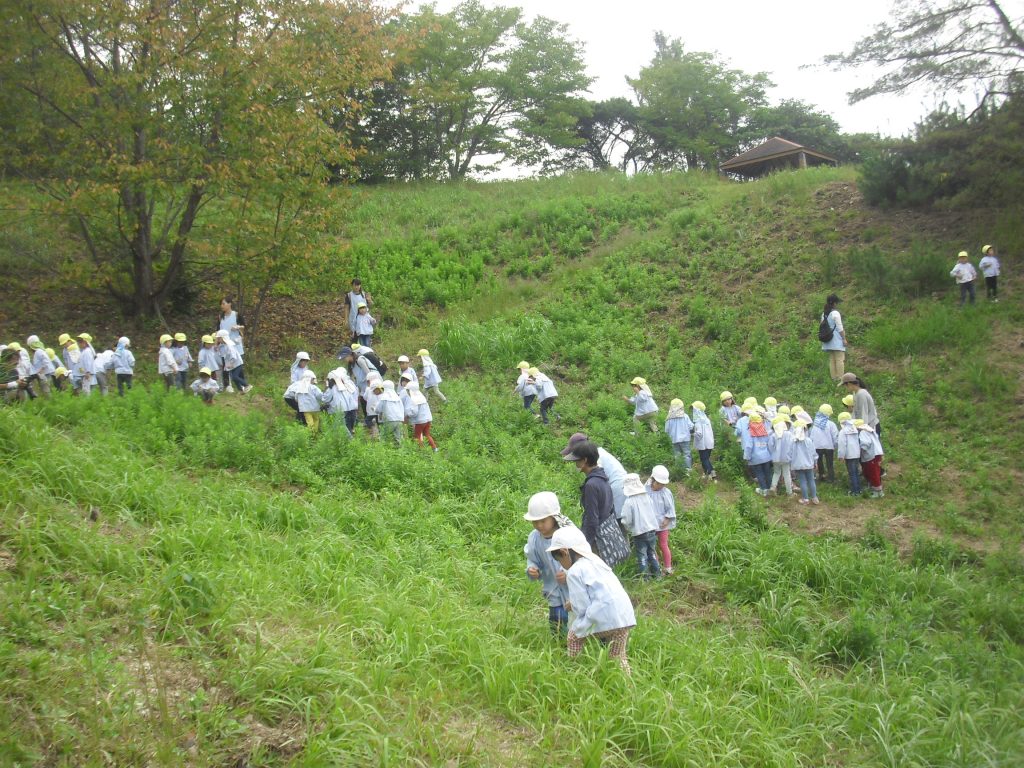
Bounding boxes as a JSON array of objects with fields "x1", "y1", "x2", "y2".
[
  {"x1": 323, "y1": 368, "x2": 360, "y2": 437},
  {"x1": 417, "y1": 349, "x2": 447, "y2": 403},
  {"x1": 523, "y1": 491, "x2": 575, "y2": 633},
  {"x1": 624, "y1": 377, "x2": 659, "y2": 433},
  {"x1": 403, "y1": 381, "x2": 438, "y2": 451},
  {"x1": 376, "y1": 381, "x2": 406, "y2": 445},
  {"x1": 691, "y1": 401, "x2": 717, "y2": 481},
  {"x1": 547, "y1": 526, "x2": 637, "y2": 674},
  {"x1": 529, "y1": 367, "x2": 558, "y2": 424},
  {"x1": 620, "y1": 473, "x2": 662, "y2": 579},
  {"x1": 665, "y1": 399, "x2": 693, "y2": 471},
  {"x1": 514, "y1": 361, "x2": 537, "y2": 413},
  {"x1": 743, "y1": 413, "x2": 773, "y2": 496},
  {"x1": 215, "y1": 330, "x2": 252, "y2": 394},
  {"x1": 791, "y1": 412, "x2": 820, "y2": 505},
  {"x1": 811, "y1": 404, "x2": 839, "y2": 482},
  {"x1": 836, "y1": 412, "x2": 861, "y2": 496},
  {"x1": 645, "y1": 465, "x2": 677, "y2": 575},
  {"x1": 284, "y1": 369, "x2": 323, "y2": 433}
]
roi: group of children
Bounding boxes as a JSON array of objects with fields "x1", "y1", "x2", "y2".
[
  {"x1": 2, "y1": 332, "x2": 136, "y2": 399},
  {"x1": 719, "y1": 392, "x2": 885, "y2": 501},
  {"x1": 512, "y1": 361, "x2": 560, "y2": 424},
  {"x1": 280, "y1": 345, "x2": 446, "y2": 449},
  {"x1": 950, "y1": 244, "x2": 1002, "y2": 306}
]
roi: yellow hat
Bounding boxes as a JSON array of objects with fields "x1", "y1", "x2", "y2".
[
  {"x1": 818, "y1": 404, "x2": 834, "y2": 416},
  {"x1": 692, "y1": 400, "x2": 706, "y2": 411},
  {"x1": 54, "y1": 366, "x2": 69, "y2": 377},
  {"x1": 77, "y1": 332, "x2": 92, "y2": 343},
  {"x1": 351, "y1": 342, "x2": 362, "y2": 350},
  {"x1": 357, "y1": 301, "x2": 368, "y2": 309},
  {"x1": 764, "y1": 396, "x2": 778, "y2": 407},
  {"x1": 160, "y1": 334, "x2": 173, "y2": 344},
  {"x1": 838, "y1": 411, "x2": 852, "y2": 422},
  {"x1": 720, "y1": 390, "x2": 733, "y2": 402},
  {"x1": 46, "y1": 347, "x2": 57, "y2": 360},
  {"x1": 417, "y1": 349, "x2": 429, "y2": 357},
  {"x1": 852, "y1": 419, "x2": 865, "y2": 427},
  {"x1": 670, "y1": 398, "x2": 684, "y2": 408},
  {"x1": 517, "y1": 361, "x2": 530, "y2": 370},
  {"x1": 791, "y1": 406, "x2": 805, "y2": 415},
  {"x1": 771, "y1": 414, "x2": 790, "y2": 425},
  {"x1": 5, "y1": 342, "x2": 21, "y2": 352},
  {"x1": 201, "y1": 334, "x2": 214, "y2": 344},
  {"x1": 630, "y1": 376, "x2": 646, "y2": 386},
  {"x1": 199, "y1": 366, "x2": 212, "y2": 376},
  {"x1": 958, "y1": 250, "x2": 968, "y2": 258},
  {"x1": 749, "y1": 413, "x2": 763, "y2": 423},
  {"x1": 58, "y1": 333, "x2": 71, "y2": 346},
  {"x1": 527, "y1": 366, "x2": 539, "y2": 376},
  {"x1": 842, "y1": 394, "x2": 854, "y2": 407},
  {"x1": 778, "y1": 405, "x2": 791, "y2": 415},
  {"x1": 982, "y1": 244, "x2": 993, "y2": 254},
  {"x1": 174, "y1": 332, "x2": 187, "y2": 342},
  {"x1": 742, "y1": 397, "x2": 758, "y2": 408}
]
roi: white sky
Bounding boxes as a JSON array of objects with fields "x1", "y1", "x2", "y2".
[{"x1": 430, "y1": 0, "x2": 969, "y2": 137}]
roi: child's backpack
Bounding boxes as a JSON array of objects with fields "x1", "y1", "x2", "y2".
[
  {"x1": 364, "y1": 350, "x2": 387, "y2": 377},
  {"x1": 817, "y1": 314, "x2": 835, "y2": 342}
]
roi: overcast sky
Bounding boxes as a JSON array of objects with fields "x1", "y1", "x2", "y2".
[{"x1": 430, "y1": 0, "x2": 975, "y2": 137}]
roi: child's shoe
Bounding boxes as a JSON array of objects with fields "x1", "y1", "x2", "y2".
[
  {"x1": 811, "y1": 498, "x2": 820, "y2": 505},
  {"x1": 870, "y1": 489, "x2": 885, "y2": 498},
  {"x1": 241, "y1": 385, "x2": 253, "y2": 394},
  {"x1": 798, "y1": 498, "x2": 810, "y2": 505},
  {"x1": 225, "y1": 385, "x2": 235, "y2": 393}
]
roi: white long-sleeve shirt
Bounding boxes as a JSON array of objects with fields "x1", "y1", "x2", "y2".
[
  {"x1": 979, "y1": 255, "x2": 1001, "y2": 278},
  {"x1": 158, "y1": 346, "x2": 178, "y2": 374},
  {"x1": 950, "y1": 262, "x2": 977, "y2": 284},
  {"x1": 566, "y1": 558, "x2": 637, "y2": 638}
]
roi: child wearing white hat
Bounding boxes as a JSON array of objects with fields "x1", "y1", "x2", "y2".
[
  {"x1": 523, "y1": 492, "x2": 575, "y2": 633},
  {"x1": 397, "y1": 355, "x2": 419, "y2": 387},
  {"x1": 665, "y1": 398, "x2": 693, "y2": 471},
  {"x1": 322, "y1": 367, "x2": 360, "y2": 437},
  {"x1": 215, "y1": 330, "x2": 252, "y2": 393},
  {"x1": 376, "y1": 381, "x2": 406, "y2": 444},
  {"x1": 112, "y1": 337, "x2": 135, "y2": 396},
  {"x1": 645, "y1": 465, "x2": 677, "y2": 575},
  {"x1": 513, "y1": 361, "x2": 537, "y2": 413},
  {"x1": 418, "y1": 349, "x2": 447, "y2": 403},
  {"x1": 283, "y1": 369, "x2": 323, "y2": 432},
  {"x1": 191, "y1": 367, "x2": 220, "y2": 404},
  {"x1": 529, "y1": 366, "x2": 557, "y2": 423},
  {"x1": 363, "y1": 376, "x2": 383, "y2": 440},
  {"x1": 290, "y1": 351, "x2": 312, "y2": 383},
  {"x1": 811, "y1": 404, "x2": 839, "y2": 482},
  {"x1": 691, "y1": 401, "x2": 716, "y2": 480},
  {"x1": 620, "y1": 473, "x2": 662, "y2": 579},
  {"x1": 547, "y1": 526, "x2": 637, "y2": 674},
  {"x1": 623, "y1": 377, "x2": 659, "y2": 433},
  {"x1": 197, "y1": 335, "x2": 221, "y2": 384},
  {"x1": 403, "y1": 380, "x2": 438, "y2": 451}
]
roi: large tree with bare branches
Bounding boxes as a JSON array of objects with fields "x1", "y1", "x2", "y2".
[{"x1": 0, "y1": 0, "x2": 392, "y2": 318}]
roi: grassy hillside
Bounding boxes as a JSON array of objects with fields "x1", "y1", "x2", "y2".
[{"x1": 2, "y1": 168, "x2": 1023, "y2": 765}]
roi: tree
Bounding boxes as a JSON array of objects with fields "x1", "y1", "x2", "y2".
[
  {"x1": 0, "y1": 0, "x2": 391, "y2": 318},
  {"x1": 745, "y1": 99, "x2": 853, "y2": 161},
  {"x1": 825, "y1": 0, "x2": 1024, "y2": 107},
  {"x1": 353, "y1": 0, "x2": 591, "y2": 180},
  {"x1": 550, "y1": 97, "x2": 645, "y2": 172},
  {"x1": 626, "y1": 34, "x2": 771, "y2": 171}
]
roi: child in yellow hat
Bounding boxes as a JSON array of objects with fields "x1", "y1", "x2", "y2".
[
  {"x1": 172, "y1": 333, "x2": 193, "y2": 390},
  {"x1": 623, "y1": 377, "x2": 659, "y2": 433},
  {"x1": 158, "y1": 334, "x2": 179, "y2": 391}
]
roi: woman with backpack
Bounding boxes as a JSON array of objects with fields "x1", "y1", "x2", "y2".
[{"x1": 819, "y1": 293, "x2": 848, "y2": 382}]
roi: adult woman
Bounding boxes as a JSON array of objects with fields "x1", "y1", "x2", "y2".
[
  {"x1": 840, "y1": 372, "x2": 880, "y2": 436},
  {"x1": 820, "y1": 293, "x2": 848, "y2": 381}
]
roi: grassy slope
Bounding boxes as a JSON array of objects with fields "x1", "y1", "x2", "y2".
[{"x1": 2, "y1": 168, "x2": 1024, "y2": 765}]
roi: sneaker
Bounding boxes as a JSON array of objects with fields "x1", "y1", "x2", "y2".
[
  {"x1": 871, "y1": 489, "x2": 885, "y2": 498},
  {"x1": 225, "y1": 385, "x2": 235, "y2": 394},
  {"x1": 241, "y1": 385, "x2": 253, "y2": 394},
  {"x1": 798, "y1": 499, "x2": 810, "y2": 505},
  {"x1": 767, "y1": 488, "x2": 777, "y2": 497},
  {"x1": 811, "y1": 498, "x2": 820, "y2": 505},
  {"x1": 664, "y1": 567, "x2": 674, "y2": 575}
]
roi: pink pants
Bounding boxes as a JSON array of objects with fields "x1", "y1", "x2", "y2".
[{"x1": 656, "y1": 530, "x2": 672, "y2": 570}]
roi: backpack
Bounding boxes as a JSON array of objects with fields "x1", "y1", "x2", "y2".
[
  {"x1": 364, "y1": 351, "x2": 387, "y2": 377},
  {"x1": 817, "y1": 313, "x2": 835, "y2": 343}
]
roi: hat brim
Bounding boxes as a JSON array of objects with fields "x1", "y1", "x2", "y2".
[{"x1": 562, "y1": 452, "x2": 582, "y2": 462}]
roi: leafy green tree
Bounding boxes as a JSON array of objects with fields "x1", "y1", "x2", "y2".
[
  {"x1": 825, "y1": 0, "x2": 1024, "y2": 107},
  {"x1": 626, "y1": 34, "x2": 771, "y2": 171},
  {"x1": 552, "y1": 97, "x2": 646, "y2": 172},
  {"x1": 0, "y1": 0, "x2": 390, "y2": 318},
  {"x1": 354, "y1": 1, "x2": 591, "y2": 180},
  {"x1": 745, "y1": 99, "x2": 854, "y2": 161}
]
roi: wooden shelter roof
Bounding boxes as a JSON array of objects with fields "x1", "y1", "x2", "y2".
[{"x1": 720, "y1": 137, "x2": 837, "y2": 174}]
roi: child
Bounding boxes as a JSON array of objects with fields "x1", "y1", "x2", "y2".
[
  {"x1": 529, "y1": 366, "x2": 558, "y2": 424},
  {"x1": 172, "y1": 333, "x2": 193, "y2": 390},
  {"x1": 59, "y1": 333, "x2": 80, "y2": 391},
  {"x1": 191, "y1": 367, "x2": 220, "y2": 404},
  {"x1": 75, "y1": 333, "x2": 96, "y2": 396},
  {"x1": 623, "y1": 377, "x2": 659, "y2": 433},
  {"x1": 763, "y1": 396, "x2": 779, "y2": 422},
  {"x1": 857, "y1": 419, "x2": 885, "y2": 498},
  {"x1": 547, "y1": 526, "x2": 637, "y2": 674},
  {"x1": 418, "y1": 349, "x2": 448, "y2": 403},
  {"x1": 323, "y1": 368, "x2": 360, "y2": 437},
  {"x1": 26, "y1": 335, "x2": 54, "y2": 397},
  {"x1": 215, "y1": 330, "x2": 252, "y2": 394},
  {"x1": 719, "y1": 391, "x2": 741, "y2": 428},
  {"x1": 523, "y1": 491, "x2": 574, "y2": 633},
  {"x1": 284, "y1": 369, "x2": 323, "y2": 432},
  {"x1": 691, "y1": 401, "x2": 716, "y2": 480},
  {"x1": 94, "y1": 347, "x2": 115, "y2": 395},
  {"x1": 291, "y1": 351, "x2": 312, "y2": 383},
  {"x1": 376, "y1": 380, "x2": 406, "y2": 444},
  {"x1": 734, "y1": 398, "x2": 757, "y2": 439},
  {"x1": 397, "y1": 355, "x2": 419, "y2": 387},
  {"x1": 404, "y1": 380, "x2": 438, "y2": 451},
  {"x1": 52, "y1": 366, "x2": 71, "y2": 392},
  {"x1": 620, "y1": 473, "x2": 662, "y2": 579},
  {"x1": 742, "y1": 413, "x2": 773, "y2": 496},
  {"x1": 158, "y1": 334, "x2": 178, "y2": 391},
  {"x1": 979, "y1": 244, "x2": 1001, "y2": 302},
  {"x1": 791, "y1": 412, "x2": 819, "y2": 505},
  {"x1": 353, "y1": 302, "x2": 377, "y2": 347},
  {"x1": 950, "y1": 250, "x2": 978, "y2": 306},
  {"x1": 842, "y1": 394, "x2": 854, "y2": 411},
  {"x1": 112, "y1": 336, "x2": 135, "y2": 396},
  {"x1": 3, "y1": 344, "x2": 31, "y2": 401},
  {"x1": 514, "y1": 360, "x2": 537, "y2": 413},
  {"x1": 645, "y1": 465, "x2": 677, "y2": 575},
  {"x1": 363, "y1": 375, "x2": 382, "y2": 439},
  {"x1": 768, "y1": 415, "x2": 794, "y2": 496},
  {"x1": 197, "y1": 335, "x2": 221, "y2": 384},
  {"x1": 836, "y1": 412, "x2": 861, "y2": 496},
  {"x1": 665, "y1": 398, "x2": 693, "y2": 471},
  {"x1": 811, "y1": 404, "x2": 839, "y2": 482}
]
